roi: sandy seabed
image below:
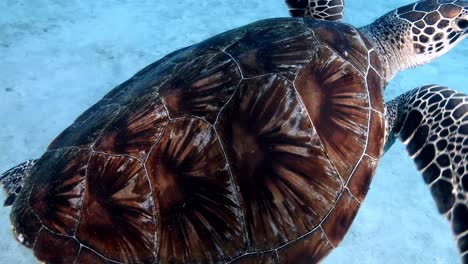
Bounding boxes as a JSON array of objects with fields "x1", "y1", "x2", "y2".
[{"x1": 0, "y1": 0, "x2": 466, "y2": 263}]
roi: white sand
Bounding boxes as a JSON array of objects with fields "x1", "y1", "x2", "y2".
[{"x1": 0, "y1": 0, "x2": 466, "y2": 263}]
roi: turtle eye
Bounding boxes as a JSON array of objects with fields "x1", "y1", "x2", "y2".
[{"x1": 456, "y1": 19, "x2": 468, "y2": 30}]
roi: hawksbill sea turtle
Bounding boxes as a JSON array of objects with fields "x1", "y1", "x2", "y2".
[{"x1": 1, "y1": 0, "x2": 467, "y2": 263}]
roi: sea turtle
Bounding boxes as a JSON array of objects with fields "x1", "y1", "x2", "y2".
[{"x1": 1, "y1": 0, "x2": 467, "y2": 263}]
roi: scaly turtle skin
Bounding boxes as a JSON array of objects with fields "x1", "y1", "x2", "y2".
[
  {"x1": 1, "y1": 0, "x2": 467, "y2": 263},
  {"x1": 385, "y1": 85, "x2": 468, "y2": 263}
]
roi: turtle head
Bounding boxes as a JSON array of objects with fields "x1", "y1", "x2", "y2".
[
  {"x1": 361, "y1": 0, "x2": 468, "y2": 82},
  {"x1": 397, "y1": 0, "x2": 468, "y2": 65}
]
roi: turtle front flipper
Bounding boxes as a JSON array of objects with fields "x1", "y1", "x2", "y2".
[
  {"x1": 385, "y1": 85, "x2": 467, "y2": 263},
  {"x1": 1, "y1": 160, "x2": 37, "y2": 207},
  {"x1": 285, "y1": 0, "x2": 345, "y2": 21}
]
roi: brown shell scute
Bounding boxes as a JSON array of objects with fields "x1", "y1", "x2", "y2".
[
  {"x1": 29, "y1": 148, "x2": 88, "y2": 236},
  {"x1": 225, "y1": 18, "x2": 318, "y2": 80},
  {"x1": 321, "y1": 189, "x2": 360, "y2": 247},
  {"x1": 294, "y1": 45, "x2": 370, "y2": 182},
  {"x1": 215, "y1": 74, "x2": 342, "y2": 251},
  {"x1": 76, "y1": 154, "x2": 156, "y2": 263},
  {"x1": 159, "y1": 51, "x2": 241, "y2": 123},
  {"x1": 146, "y1": 118, "x2": 245, "y2": 263},
  {"x1": 310, "y1": 21, "x2": 371, "y2": 74},
  {"x1": 94, "y1": 96, "x2": 168, "y2": 161},
  {"x1": 24, "y1": 148, "x2": 157, "y2": 263}
]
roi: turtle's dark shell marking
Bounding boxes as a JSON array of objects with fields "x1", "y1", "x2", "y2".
[{"x1": 11, "y1": 18, "x2": 385, "y2": 263}]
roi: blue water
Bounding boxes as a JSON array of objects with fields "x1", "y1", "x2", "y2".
[{"x1": 0, "y1": 0, "x2": 466, "y2": 263}]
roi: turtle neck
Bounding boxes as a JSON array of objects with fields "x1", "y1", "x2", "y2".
[{"x1": 359, "y1": 11, "x2": 415, "y2": 83}]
